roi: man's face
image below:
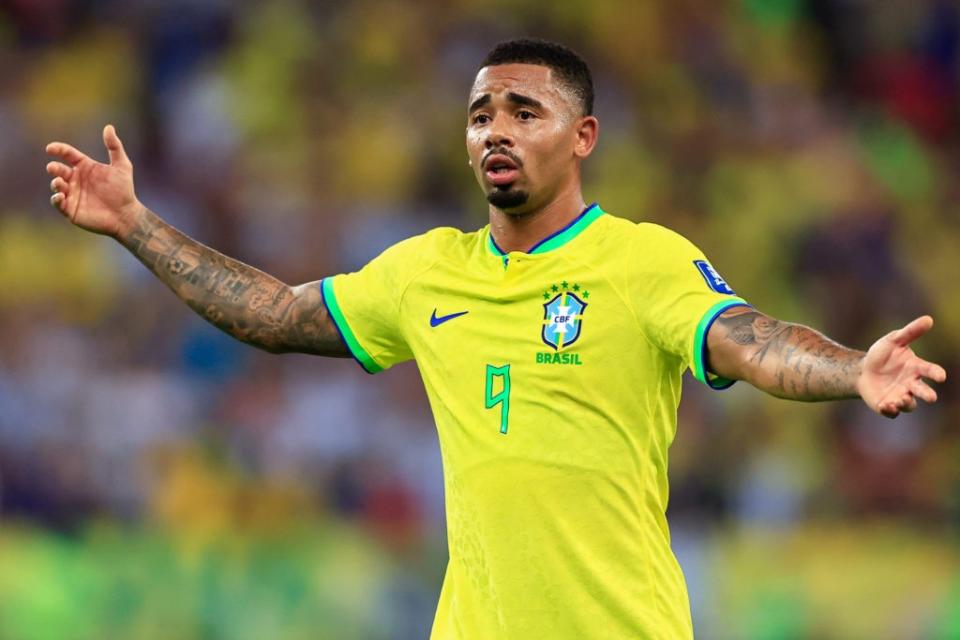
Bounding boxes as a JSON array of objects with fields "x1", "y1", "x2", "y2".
[{"x1": 466, "y1": 63, "x2": 590, "y2": 214}]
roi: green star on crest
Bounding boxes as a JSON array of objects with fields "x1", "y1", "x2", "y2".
[
  {"x1": 542, "y1": 292, "x2": 550, "y2": 299},
  {"x1": 551, "y1": 284, "x2": 559, "y2": 292},
  {"x1": 572, "y1": 283, "x2": 580, "y2": 291},
  {"x1": 583, "y1": 290, "x2": 590, "y2": 298},
  {"x1": 561, "y1": 280, "x2": 569, "y2": 289}
]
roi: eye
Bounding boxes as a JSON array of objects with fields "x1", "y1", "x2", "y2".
[
  {"x1": 517, "y1": 110, "x2": 536, "y2": 120},
  {"x1": 472, "y1": 114, "x2": 490, "y2": 125}
]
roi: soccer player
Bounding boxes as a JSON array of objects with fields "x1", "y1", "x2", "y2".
[{"x1": 45, "y1": 39, "x2": 945, "y2": 639}]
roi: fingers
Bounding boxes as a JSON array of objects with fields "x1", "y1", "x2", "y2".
[
  {"x1": 103, "y1": 124, "x2": 131, "y2": 168},
  {"x1": 919, "y1": 361, "x2": 947, "y2": 383},
  {"x1": 879, "y1": 398, "x2": 903, "y2": 418},
  {"x1": 46, "y1": 161, "x2": 72, "y2": 180},
  {"x1": 879, "y1": 391, "x2": 917, "y2": 418},
  {"x1": 877, "y1": 377, "x2": 939, "y2": 418},
  {"x1": 901, "y1": 395, "x2": 918, "y2": 413},
  {"x1": 909, "y1": 378, "x2": 938, "y2": 404},
  {"x1": 45, "y1": 141, "x2": 90, "y2": 166},
  {"x1": 47, "y1": 124, "x2": 132, "y2": 169},
  {"x1": 891, "y1": 315, "x2": 934, "y2": 347},
  {"x1": 50, "y1": 177, "x2": 68, "y2": 194},
  {"x1": 49, "y1": 176, "x2": 69, "y2": 214}
]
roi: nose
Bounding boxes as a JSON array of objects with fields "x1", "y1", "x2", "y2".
[{"x1": 484, "y1": 116, "x2": 514, "y2": 149}]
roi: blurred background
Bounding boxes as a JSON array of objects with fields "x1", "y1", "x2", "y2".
[{"x1": 0, "y1": 0, "x2": 959, "y2": 637}]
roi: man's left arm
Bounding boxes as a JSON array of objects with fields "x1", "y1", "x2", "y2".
[{"x1": 706, "y1": 307, "x2": 947, "y2": 418}]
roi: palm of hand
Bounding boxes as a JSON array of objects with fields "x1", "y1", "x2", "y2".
[{"x1": 858, "y1": 316, "x2": 946, "y2": 418}]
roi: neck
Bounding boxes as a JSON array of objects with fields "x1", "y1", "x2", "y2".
[{"x1": 488, "y1": 184, "x2": 586, "y2": 253}]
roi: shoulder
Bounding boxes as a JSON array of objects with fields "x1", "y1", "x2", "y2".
[
  {"x1": 370, "y1": 226, "x2": 478, "y2": 281},
  {"x1": 593, "y1": 210, "x2": 691, "y2": 242},
  {"x1": 413, "y1": 226, "x2": 480, "y2": 263},
  {"x1": 378, "y1": 226, "x2": 464, "y2": 259},
  {"x1": 630, "y1": 222, "x2": 705, "y2": 267},
  {"x1": 419, "y1": 225, "x2": 473, "y2": 250},
  {"x1": 633, "y1": 221, "x2": 698, "y2": 250},
  {"x1": 595, "y1": 212, "x2": 701, "y2": 260}
]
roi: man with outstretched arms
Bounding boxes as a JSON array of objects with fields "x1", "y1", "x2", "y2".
[{"x1": 46, "y1": 39, "x2": 945, "y2": 640}]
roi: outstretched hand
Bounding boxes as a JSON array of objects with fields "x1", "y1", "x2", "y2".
[
  {"x1": 45, "y1": 124, "x2": 142, "y2": 238},
  {"x1": 858, "y1": 315, "x2": 947, "y2": 418}
]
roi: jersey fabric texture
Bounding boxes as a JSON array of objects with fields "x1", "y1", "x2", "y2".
[{"x1": 321, "y1": 204, "x2": 748, "y2": 639}]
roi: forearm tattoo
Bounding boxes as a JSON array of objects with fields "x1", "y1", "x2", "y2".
[
  {"x1": 715, "y1": 310, "x2": 863, "y2": 400},
  {"x1": 119, "y1": 207, "x2": 347, "y2": 356}
]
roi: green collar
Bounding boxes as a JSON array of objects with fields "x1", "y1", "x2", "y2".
[{"x1": 486, "y1": 203, "x2": 604, "y2": 256}]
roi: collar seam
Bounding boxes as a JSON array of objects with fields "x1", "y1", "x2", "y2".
[{"x1": 486, "y1": 202, "x2": 602, "y2": 257}]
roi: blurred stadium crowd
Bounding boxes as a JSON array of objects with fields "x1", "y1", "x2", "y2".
[{"x1": 1, "y1": 0, "x2": 959, "y2": 637}]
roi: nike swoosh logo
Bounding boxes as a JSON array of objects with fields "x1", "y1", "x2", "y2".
[{"x1": 430, "y1": 309, "x2": 469, "y2": 327}]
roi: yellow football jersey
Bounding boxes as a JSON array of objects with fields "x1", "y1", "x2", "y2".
[{"x1": 321, "y1": 204, "x2": 748, "y2": 639}]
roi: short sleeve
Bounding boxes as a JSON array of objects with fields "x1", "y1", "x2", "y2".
[
  {"x1": 321, "y1": 235, "x2": 426, "y2": 374},
  {"x1": 629, "y1": 224, "x2": 750, "y2": 390}
]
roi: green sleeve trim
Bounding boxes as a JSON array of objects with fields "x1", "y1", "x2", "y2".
[
  {"x1": 692, "y1": 298, "x2": 750, "y2": 389},
  {"x1": 320, "y1": 277, "x2": 384, "y2": 375}
]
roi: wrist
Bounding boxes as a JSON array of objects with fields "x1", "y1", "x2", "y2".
[
  {"x1": 853, "y1": 353, "x2": 868, "y2": 399},
  {"x1": 114, "y1": 200, "x2": 146, "y2": 242}
]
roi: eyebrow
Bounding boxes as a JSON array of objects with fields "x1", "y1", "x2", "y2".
[
  {"x1": 468, "y1": 92, "x2": 545, "y2": 113},
  {"x1": 468, "y1": 94, "x2": 491, "y2": 113},
  {"x1": 506, "y1": 92, "x2": 543, "y2": 109}
]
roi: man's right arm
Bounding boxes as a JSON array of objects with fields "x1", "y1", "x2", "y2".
[
  {"x1": 118, "y1": 206, "x2": 348, "y2": 356},
  {"x1": 46, "y1": 124, "x2": 348, "y2": 357}
]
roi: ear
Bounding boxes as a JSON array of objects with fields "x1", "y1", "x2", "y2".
[{"x1": 574, "y1": 115, "x2": 599, "y2": 159}]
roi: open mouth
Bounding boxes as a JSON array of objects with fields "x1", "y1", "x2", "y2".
[{"x1": 484, "y1": 154, "x2": 520, "y2": 186}]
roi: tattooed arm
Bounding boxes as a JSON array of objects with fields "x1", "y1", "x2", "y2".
[
  {"x1": 45, "y1": 125, "x2": 348, "y2": 356},
  {"x1": 118, "y1": 207, "x2": 347, "y2": 355},
  {"x1": 706, "y1": 307, "x2": 946, "y2": 418}
]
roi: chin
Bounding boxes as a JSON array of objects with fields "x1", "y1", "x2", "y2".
[{"x1": 487, "y1": 186, "x2": 530, "y2": 211}]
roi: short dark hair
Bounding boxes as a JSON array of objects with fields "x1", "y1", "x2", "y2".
[{"x1": 479, "y1": 38, "x2": 594, "y2": 116}]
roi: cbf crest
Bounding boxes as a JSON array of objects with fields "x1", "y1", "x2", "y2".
[{"x1": 541, "y1": 280, "x2": 590, "y2": 351}]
